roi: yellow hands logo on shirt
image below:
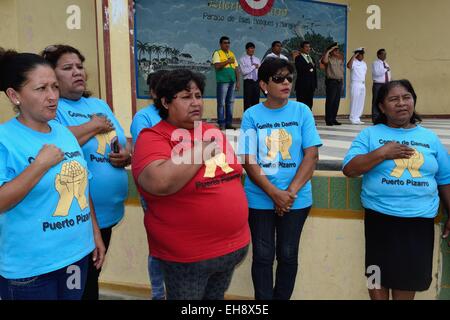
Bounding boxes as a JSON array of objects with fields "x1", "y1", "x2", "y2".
[
  {"x1": 204, "y1": 152, "x2": 234, "y2": 178},
  {"x1": 265, "y1": 129, "x2": 292, "y2": 161},
  {"x1": 95, "y1": 130, "x2": 117, "y2": 155},
  {"x1": 390, "y1": 149, "x2": 424, "y2": 178},
  {"x1": 53, "y1": 161, "x2": 88, "y2": 217}
]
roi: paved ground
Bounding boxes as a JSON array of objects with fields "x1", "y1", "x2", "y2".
[{"x1": 100, "y1": 288, "x2": 150, "y2": 300}]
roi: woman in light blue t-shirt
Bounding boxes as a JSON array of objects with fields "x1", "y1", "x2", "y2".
[
  {"x1": 0, "y1": 50, "x2": 105, "y2": 300},
  {"x1": 238, "y1": 58, "x2": 322, "y2": 300},
  {"x1": 42, "y1": 45, "x2": 130, "y2": 300},
  {"x1": 343, "y1": 80, "x2": 450, "y2": 300}
]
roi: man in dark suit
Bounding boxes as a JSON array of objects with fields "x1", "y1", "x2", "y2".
[{"x1": 295, "y1": 41, "x2": 317, "y2": 109}]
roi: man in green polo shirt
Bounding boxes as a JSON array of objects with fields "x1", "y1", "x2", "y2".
[{"x1": 212, "y1": 36, "x2": 240, "y2": 130}]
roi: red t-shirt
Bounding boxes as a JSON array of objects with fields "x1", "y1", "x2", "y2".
[{"x1": 132, "y1": 121, "x2": 250, "y2": 263}]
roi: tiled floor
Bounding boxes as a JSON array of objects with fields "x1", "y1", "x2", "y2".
[{"x1": 223, "y1": 118, "x2": 450, "y2": 161}]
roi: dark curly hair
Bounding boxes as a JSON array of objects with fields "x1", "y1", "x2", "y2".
[
  {"x1": 154, "y1": 69, "x2": 205, "y2": 120},
  {"x1": 147, "y1": 69, "x2": 169, "y2": 99},
  {"x1": 41, "y1": 44, "x2": 91, "y2": 98}
]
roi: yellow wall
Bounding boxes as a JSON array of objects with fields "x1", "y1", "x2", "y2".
[
  {"x1": 100, "y1": 199, "x2": 441, "y2": 300},
  {"x1": 347, "y1": 0, "x2": 450, "y2": 116},
  {"x1": 107, "y1": 0, "x2": 133, "y2": 135},
  {"x1": 0, "y1": 0, "x2": 101, "y2": 122},
  {"x1": 0, "y1": 0, "x2": 19, "y2": 122}
]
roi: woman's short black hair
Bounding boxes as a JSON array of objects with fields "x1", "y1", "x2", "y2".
[
  {"x1": 41, "y1": 44, "x2": 91, "y2": 98},
  {"x1": 374, "y1": 79, "x2": 422, "y2": 125},
  {"x1": 41, "y1": 44, "x2": 85, "y2": 67},
  {"x1": 0, "y1": 49, "x2": 51, "y2": 93},
  {"x1": 258, "y1": 58, "x2": 294, "y2": 84},
  {"x1": 154, "y1": 69, "x2": 205, "y2": 120},
  {"x1": 147, "y1": 70, "x2": 169, "y2": 98}
]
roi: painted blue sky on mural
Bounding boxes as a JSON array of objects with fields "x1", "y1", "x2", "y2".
[{"x1": 135, "y1": 0, "x2": 347, "y2": 98}]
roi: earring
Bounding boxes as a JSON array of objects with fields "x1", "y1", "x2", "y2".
[
  {"x1": 16, "y1": 101, "x2": 20, "y2": 105},
  {"x1": 264, "y1": 90, "x2": 268, "y2": 94}
]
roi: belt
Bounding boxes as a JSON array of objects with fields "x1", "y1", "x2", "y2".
[{"x1": 326, "y1": 78, "x2": 343, "y2": 81}]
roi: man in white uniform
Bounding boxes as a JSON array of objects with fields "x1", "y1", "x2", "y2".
[
  {"x1": 347, "y1": 47, "x2": 367, "y2": 124},
  {"x1": 372, "y1": 49, "x2": 392, "y2": 122}
]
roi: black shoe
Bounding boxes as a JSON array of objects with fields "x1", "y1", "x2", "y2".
[
  {"x1": 218, "y1": 124, "x2": 226, "y2": 130},
  {"x1": 332, "y1": 121, "x2": 342, "y2": 125},
  {"x1": 225, "y1": 124, "x2": 236, "y2": 130},
  {"x1": 326, "y1": 122, "x2": 334, "y2": 126}
]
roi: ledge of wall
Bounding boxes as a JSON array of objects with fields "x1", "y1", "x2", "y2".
[{"x1": 99, "y1": 169, "x2": 447, "y2": 299}]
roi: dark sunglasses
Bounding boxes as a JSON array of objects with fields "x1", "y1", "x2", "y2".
[{"x1": 271, "y1": 75, "x2": 294, "y2": 84}]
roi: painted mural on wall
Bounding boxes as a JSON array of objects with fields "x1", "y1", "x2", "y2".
[{"x1": 134, "y1": 0, "x2": 347, "y2": 99}]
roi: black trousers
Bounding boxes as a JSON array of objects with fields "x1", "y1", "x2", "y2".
[
  {"x1": 372, "y1": 83, "x2": 384, "y2": 123},
  {"x1": 296, "y1": 87, "x2": 314, "y2": 110},
  {"x1": 82, "y1": 225, "x2": 114, "y2": 300},
  {"x1": 325, "y1": 79, "x2": 343, "y2": 124},
  {"x1": 249, "y1": 207, "x2": 310, "y2": 300},
  {"x1": 243, "y1": 79, "x2": 260, "y2": 111}
]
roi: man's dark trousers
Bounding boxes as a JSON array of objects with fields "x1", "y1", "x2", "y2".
[
  {"x1": 243, "y1": 79, "x2": 260, "y2": 111},
  {"x1": 325, "y1": 78, "x2": 343, "y2": 124},
  {"x1": 372, "y1": 82, "x2": 384, "y2": 123}
]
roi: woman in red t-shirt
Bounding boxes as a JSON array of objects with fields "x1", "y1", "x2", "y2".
[{"x1": 131, "y1": 69, "x2": 250, "y2": 300}]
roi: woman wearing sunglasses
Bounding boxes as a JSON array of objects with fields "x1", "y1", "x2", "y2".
[{"x1": 238, "y1": 58, "x2": 322, "y2": 300}]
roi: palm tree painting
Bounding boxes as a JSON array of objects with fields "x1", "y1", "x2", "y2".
[
  {"x1": 153, "y1": 45, "x2": 162, "y2": 62},
  {"x1": 163, "y1": 46, "x2": 172, "y2": 59},
  {"x1": 136, "y1": 40, "x2": 147, "y2": 61}
]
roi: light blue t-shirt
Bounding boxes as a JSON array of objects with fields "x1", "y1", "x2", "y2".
[
  {"x1": 343, "y1": 124, "x2": 450, "y2": 218},
  {"x1": 55, "y1": 97, "x2": 128, "y2": 228},
  {"x1": 0, "y1": 118, "x2": 95, "y2": 279},
  {"x1": 130, "y1": 104, "x2": 161, "y2": 144},
  {"x1": 238, "y1": 101, "x2": 322, "y2": 209},
  {"x1": 130, "y1": 103, "x2": 162, "y2": 213}
]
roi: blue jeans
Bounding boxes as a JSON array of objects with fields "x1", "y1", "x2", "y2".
[
  {"x1": 249, "y1": 207, "x2": 310, "y2": 300},
  {"x1": 0, "y1": 255, "x2": 89, "y2": 300},
  {"x1": 148, "y1": 256, "x2": 165, "y2": 300},
  {"x1": 216, "y1": 82, "x2": 235, "y2": 126}
]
